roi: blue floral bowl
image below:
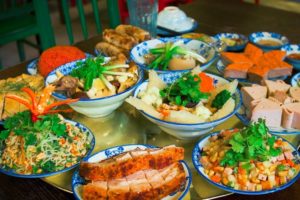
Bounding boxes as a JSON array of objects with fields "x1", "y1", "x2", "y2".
[
  {"x1": 192, "y1": 131, "x2": 300, "y2": 195},
  {"x1": 72, "y1": 144, "x2": 192, "y2": 200},
  {"x1": 130, "y1": 37, "x2": 218, "y2": 74},
  {"x1": 281, "y1": 44, "x2": 300, "y2": 71},
  {"x1": 291, "y1": 72, "x2": 300, "y2": 87},
  {"x1": 248, "y1": 32, "x2": 289, "y2": 51},
  {"x1": 0, "y1": 119, "x2": 95, "y2": 178},
  {"x1": 45, "y1": 57, "x2": 144, "y2": 118},
  {"x1": 132, "y1": 71, "x2": 242, "y2": 140},
  {"x1": 214, "y1": 33, "x2": 248, "y2": 52}
]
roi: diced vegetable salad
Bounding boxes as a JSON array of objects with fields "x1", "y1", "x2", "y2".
[{"x1": 200, "y1": 119, "x2": 300, "y2": 191}]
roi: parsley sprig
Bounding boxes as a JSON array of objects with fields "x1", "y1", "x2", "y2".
[
  {"x1": 160, "y1": 72, "x2": 210, "y2": 106},
  {"x1": 0, "y1": 111, "x2": 67, "y2": 147},
  {"x1": 220, "y1": 119, "x2": 282, "y2": 167}
]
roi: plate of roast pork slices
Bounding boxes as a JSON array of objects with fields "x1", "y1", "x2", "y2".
[
  {"x1": 72, "y1": 144, "x2": 192, "y2": 200},
  {"x1": 237, "y1": 79, "x2": 300, "y2": 134}
]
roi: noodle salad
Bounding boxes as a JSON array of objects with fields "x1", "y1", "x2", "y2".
[{"x1": 0, "y1": 111, "x2": 92, "y2": 175}]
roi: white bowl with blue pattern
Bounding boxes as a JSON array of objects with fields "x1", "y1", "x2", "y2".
[
  {"x1": 130, "y1": 37, "x2": 218, "y2": 74},
  {"x1": 281, "y1": 44, "x2": 300, "y2": 71},
  {"x1": 0, "y1": 119, "x2": 95, "y2": 178},
  {"x1": 249, "y1": 32, "x2": 289, "y2": 51},
  {"x1": 291, "y1": 72, "x2": 300, "y2": 87},
  {"x1": 133, "y1": 72, "x2": 242, "y2": 140},
  {"x1": 192, "y1": 131, "x2": 300, "y2": 195},
  {"x1": 27, "y1": 53, "x2": 93, "y2": 75},
  {"x1": 72, "y1": 144, "x2": 192, "y2": 200},
  {"x1": 45, "y1": 57, "x2": 144, "y2": 118},
  {"x1": 214, "y1": 33, "x2": 248, "y2": 52}
]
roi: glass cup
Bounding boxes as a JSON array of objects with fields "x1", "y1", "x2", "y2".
[{"x1": 126, "y1": 0, "x2": 158, "y2": 38}]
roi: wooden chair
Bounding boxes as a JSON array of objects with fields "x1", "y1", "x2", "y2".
[
  {"x1": 61, "y1": 0, "x2": 121, "y2": 44},
  {"x1": 0, "y1": 0, "x2": 55, "y2": 68}
]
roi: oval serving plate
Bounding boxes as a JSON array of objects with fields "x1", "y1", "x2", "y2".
[
  {"x1": 192, "y1": 131, "x2": 300, "y2": 195},
  {"x1": 216, "y1": 60, "x2": 288, "y2": 84},
  {"x1": 0, "y1": 119, "x2": 95, "y2": 178},
  {"x1": 27, "y1": 53, "x2": 93, "y2": 75},
  {"x1": 236, "y1": 106, "x2": 300, "y2": 135},
  {"x1": 130, "y1": 37, "x2": 218, "y2": 74},
  {"x1": 72, "y1": 144, "x2": 192, "y2": 200}
]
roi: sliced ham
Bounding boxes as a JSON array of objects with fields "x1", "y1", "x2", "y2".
[
  {"x1": 241, "y1": 85, "x2": 267, "y2": 110},
  {"x1": 263, "y1": 80, "x2": 290, "y2": 95},
  {"x1": 269, "y1": 90, "x2": 291, "y2": 104},
  {"x1": 282, "y1": 103, "x2": 300, "y2": 129},
  {"x1": 250, "y1": 98, "x2": 282, "y2": 127},
  {"x1": 79, "y1": 146, "x2": 184, "y2": 181},
  {"x1": 289, "y1": 87, "x2": 300, "y2": 102}
]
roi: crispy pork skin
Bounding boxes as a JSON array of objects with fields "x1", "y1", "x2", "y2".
[
  {"x1": 79, "y1": 146, "x2": 184, "y2": 181},
  {"x1": 82, "y1": 162, "x2": 186, "y2": 200}
]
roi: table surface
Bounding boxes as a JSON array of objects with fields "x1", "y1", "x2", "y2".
[{"x1": 1, "y1": 0, "x2": 300, "y2": 199}]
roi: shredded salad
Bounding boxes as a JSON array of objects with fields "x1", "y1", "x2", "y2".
[
  {"x1": 0, "y1": 111, "x2": 91, "y2": 175},
  {"x1": 200, "y1": 119, "x2": 300, "y2": 191}
]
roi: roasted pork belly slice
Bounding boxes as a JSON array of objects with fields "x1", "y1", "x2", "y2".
[
  {"x1": 241, "y1": 85, "x2": 267, "y2": 110},
  {"x1": 144, "y1": 169, "x2": 165, "y2": 199},
  {"x1": 282, "y1": 103, "x2": 300, "y2": 129},
  {"x1": 224, "y1": 63, "x2": 253, "y2": 79},
  {"x1": 250, "y1": 98, "x2": 282, "y2": 127},
  {"x1": 82, "y1": 181, "x2": 107, "y2": 200},
  {"x1": 126, "y1": 171, "x2": 154, "y2": 200},
  {"x1": 108, "y1": 178, "x2": 130, "y2": 200},
  {"x1": 159, "y1": 162, "x2": 186, "y2": 197},
  {"x1": 80, "y1": 146, "x2": 184, "y2": 181},
  {"x1": 149, "y1": 145, "x2": 184, "y2": 169}
]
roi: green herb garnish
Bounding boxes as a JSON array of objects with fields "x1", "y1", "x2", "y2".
[
  {"x1": 0, "y1": 111, "x2": 67, "y2": 146},
  {"x1": 148, "y1": 42, "x2": 207, "y2": 70},
  {"x1": 70, "y1": 56, "x2": 132, "y2": 91},
  {"x1": 211, "y1": 90, "x2": 231, "y2": 109},
  {"x1": 160, "y1": 72, "x2": 209, "y2": 106},
  {"x1": 220, "y1": 119, "x2": 282, "y2": 167}
]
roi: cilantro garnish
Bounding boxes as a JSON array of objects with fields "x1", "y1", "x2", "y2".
[
  {"x1": 0, "y1": 111, "x2": 67, "y2": 145},
  {"x1": 211, "y1": 90, "x2": 231, "y2": 109},
  {"x1": 220, "y1": 119, "x2": 282, "y2": 167},
  {"x1": 160, "y1": 72, "x2": 209, "y2": 106}
]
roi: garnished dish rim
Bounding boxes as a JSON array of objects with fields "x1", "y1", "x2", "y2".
[
  {"x1": 192, "y1": 130, "x2": 300, "y2": 195},
  {"x1": 214, "y1": 32, "x2": 248, "y2": 51},
  {"x1": 71, "y1": 144, "x2": 192, "y2": 200},
  {"x1": 0, "y1": 119, "x2": 95, "y2": 178},
  {"x1": 130, "y1": 37, "x2": 218, "y2": 73},
  {"x1": 133, "y1": 72, "x2": 242, "y2": 126},
  {"x1": 45, "y1": 57, "x2": 144, "y2": 102}
]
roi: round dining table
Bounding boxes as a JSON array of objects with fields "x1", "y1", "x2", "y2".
[{"x1": 0, "y1": 0, "x2": 299, "y2": 199}]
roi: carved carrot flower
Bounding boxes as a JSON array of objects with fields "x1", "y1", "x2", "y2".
[{"x1": 5, "y1": 85, "x2": 78, "y2": 122}]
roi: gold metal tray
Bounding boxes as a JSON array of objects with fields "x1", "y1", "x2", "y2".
[{"x1": 42, "y1": 67, "x2": 300, "y2": 200}]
